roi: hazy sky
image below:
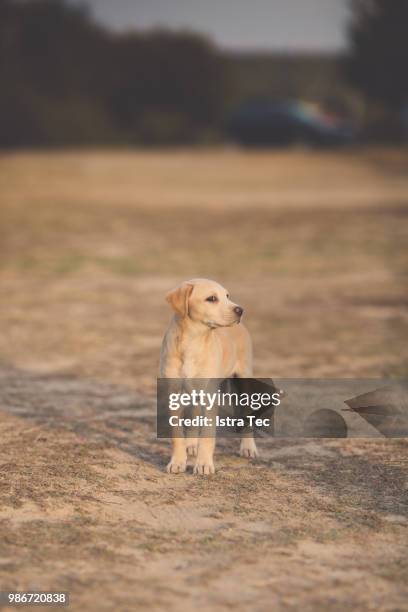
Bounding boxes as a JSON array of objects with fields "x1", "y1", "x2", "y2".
[{"x1": 77, "y1": 0, "x2": 350, "y2": 52}]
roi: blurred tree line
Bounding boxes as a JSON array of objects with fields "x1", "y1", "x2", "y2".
[
  {"x1": 0, "y1": 0, "x2": 226, "y2": 146},
  {"x1": 0, "y1": 0, "x2": 406, "y2": 147},
  {"x1": 346, "y1": 0, "x2": 408, "y2": 140}
]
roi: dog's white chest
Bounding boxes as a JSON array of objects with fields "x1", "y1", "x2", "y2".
[{"x1": 180, "y1": 338, "x2": 222, "y2": 378}]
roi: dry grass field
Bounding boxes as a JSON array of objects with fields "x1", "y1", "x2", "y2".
[{"x1": 0, "y1": 148, "x2": 408, "y2": 611}]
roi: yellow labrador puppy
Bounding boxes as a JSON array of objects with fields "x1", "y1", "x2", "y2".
[{"x1": 160, "y1": 278, "x2": 258, "y2": 475}]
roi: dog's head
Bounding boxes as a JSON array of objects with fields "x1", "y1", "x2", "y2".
[{"x1": 166, "y1": 278, "x2": 244, "y2": 328}]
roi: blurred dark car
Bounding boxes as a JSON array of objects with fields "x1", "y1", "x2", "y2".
[{"x1": 226, "y1": 100, "x2": 354, "y2": 147}]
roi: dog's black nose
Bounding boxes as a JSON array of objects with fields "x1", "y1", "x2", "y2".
[{"x1": 234, "y1": 306, "x2": 243, "y2": 317}]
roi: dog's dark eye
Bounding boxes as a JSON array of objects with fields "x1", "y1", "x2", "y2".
[
  {"x1": 226, "y1": 294, "x2": 230, "y2": 299},
  {"x1": 206, "y1": 295, "x2": 218, "y2": 302}
]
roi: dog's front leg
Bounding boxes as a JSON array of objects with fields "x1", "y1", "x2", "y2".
[
  {"x1": 194, "y1": 437, "x2": 215, "y2": 475},
  {"x1": 167, "y1": 436, "x2": 187, "y2": 474},
  {"x1": 193, "y1": 381, "x2": 217, "y2": 475},
  {"x1": 166, "y1": 394, "x2": 187, "y2": 473},
  {"x1": 185, "y1": 401, "x2": 200, "y2": 457}
]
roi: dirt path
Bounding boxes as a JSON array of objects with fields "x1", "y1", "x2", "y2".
[
  {"x1": 0, "y1": 366, "x2": 407, "y2": 611},
  {"x1": 1, "y1": 149, "x2": 408, "y2": 610}
]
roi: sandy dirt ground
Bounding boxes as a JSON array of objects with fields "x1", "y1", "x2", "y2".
[{"x1": 0, "y1": 149, "x2": 407, "y2": 611}]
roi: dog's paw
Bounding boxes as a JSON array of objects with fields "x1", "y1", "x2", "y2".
[
  {"x1": 193, "y1": 459, "x2": 215, "y2": 475},
  {"x1": 166, "y1": 457, "x2": 187, "y2": 474},
  {"x1": 186, "y1": 443, "x2": 198, "y2": 457},
  {"x1": 240, "y1": 439, "x2": 258, "y2": 459}
]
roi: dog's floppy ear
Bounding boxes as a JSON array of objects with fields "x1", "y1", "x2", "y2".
[{"x1": 166, "y1": 282, "x2": 194, "y2": 317}]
